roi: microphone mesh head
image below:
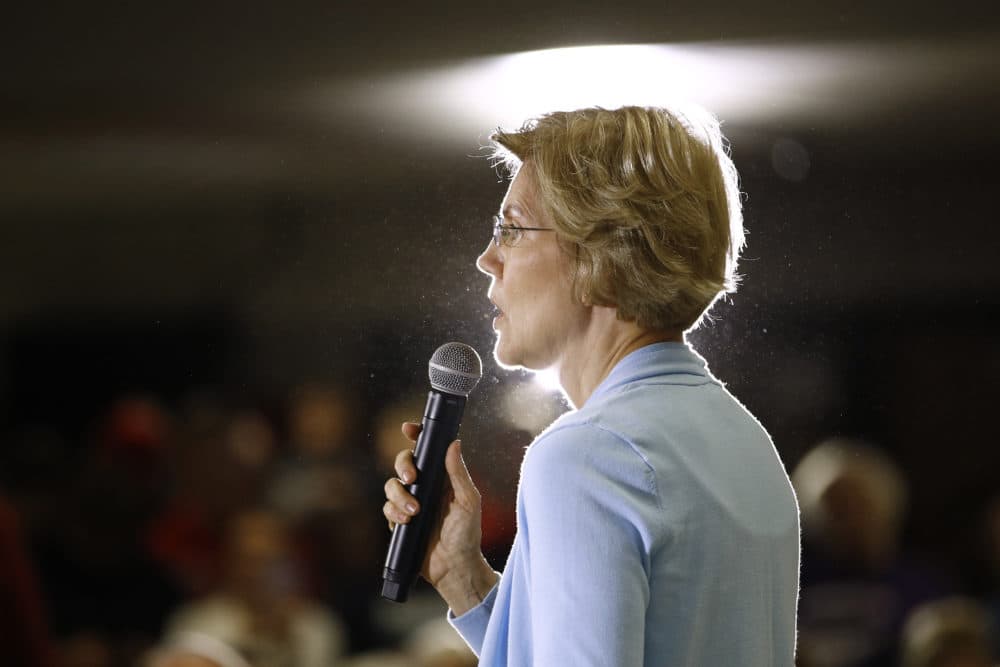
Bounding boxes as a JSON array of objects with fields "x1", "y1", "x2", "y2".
[{"x1": 428, "y1": 342, "x2": 483, "y2": 397}]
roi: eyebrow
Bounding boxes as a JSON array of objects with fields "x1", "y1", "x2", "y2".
[{"x1": 502, "y1": 203, "x2": 529, "y2": 221}]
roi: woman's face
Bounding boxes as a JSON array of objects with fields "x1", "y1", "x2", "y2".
[{"x1": 476, "y1": 162, "x2": 590, "y2": 373}]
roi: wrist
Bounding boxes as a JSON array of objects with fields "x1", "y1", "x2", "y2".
[{"x1": 434, "y1": 553, "x2": 498, "y2": 617}]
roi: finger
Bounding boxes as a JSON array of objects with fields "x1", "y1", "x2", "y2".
[
  {"x1": 384, "y1": 477, "x2": 420, "y2": 514},
  {"x1": 444, "y1": 440, "x2": 480, "y2": 506},
  {"x1": 401, "y1": 421, "x2": 421, "y2": 442},
  {"x1": 394, "y1": 447, "x2": 418, "y2": 484},
  {"x1": 383, "y1": 499, "x2": 411, "y2": 527}
]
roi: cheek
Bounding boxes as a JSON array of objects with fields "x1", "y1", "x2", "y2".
[{"x1": 506, "y1": 246, "x2": 576, "y2": 315}]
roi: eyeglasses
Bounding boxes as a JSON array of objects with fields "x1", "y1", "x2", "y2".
[{"x1": 492, "y1": 214, "x2": 555, "y2": 247}]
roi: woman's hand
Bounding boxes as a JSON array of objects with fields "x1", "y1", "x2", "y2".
[{"x1": 382, "y1": 422, "x2": 499, "y2": 614}]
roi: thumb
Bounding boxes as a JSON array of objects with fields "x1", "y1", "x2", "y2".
[{"x1": 444, "y1": 440, "x2": 479, "y2": 505}]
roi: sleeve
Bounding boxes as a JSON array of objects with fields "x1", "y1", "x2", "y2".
[
  {"x1": 447, "y1": 579, "x2": 500, "y2": 656},
  {"x1": 521, "y1": 424, "x2": 656, "y2": 666}
]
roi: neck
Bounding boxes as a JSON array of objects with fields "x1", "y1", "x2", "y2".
[{"x1": 554, "y1": 307, "x2": 682, "y2": 408}]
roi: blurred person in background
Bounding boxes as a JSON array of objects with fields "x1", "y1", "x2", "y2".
[
  {"x1": 986, "y1": 497, "x2": 1000, "y2": 652},
  {"x1": 148, "y1": 397, "x2": 278, "y2": 597},
  {"x1": 793, "y1": 437, "x2": 952, "y2": 667},
  {"x1": 340, "y1": 617, "x2": 476, "y2": 667},
  {"x1": 337, "y1": 651, "x2": 411, "y2": 667},
  {"x1": 969, "y1": 495, "x2": 1000, "y2": 651},
  {"x1": 900, "y1": 597, "x2": 997, "y2": 667},
  {"x1": 382, "y1": 105, "x2": 800, "y2": 665},
  {"x1": 373, "y1": 394, "x2": 429, "y2": 476},
  {"x1": 268, "y1": 380, "x2": 385, "y2": 651},
  {"x1": 0, "y1": 492, "x2": 54, "y2": 667},
  {"x1": 144, "y1": 631, "x2": 252, "y2": 667},
  {"x1": 269, "y1": 382, "x2": 365, "y2": 522},
  {"x1": 403, "y1": 617, "x2": 477, "y2": 667},
  {"x1": 164, "y1": 508, "x2": 346, "y2": 667},
  {"x1": 33, "y1": 395, "x2": 182, "y2": 666}
]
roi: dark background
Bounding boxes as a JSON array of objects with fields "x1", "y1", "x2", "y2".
[{"x1": 1, "y1": 1, "x2": 998, "y2": 662}]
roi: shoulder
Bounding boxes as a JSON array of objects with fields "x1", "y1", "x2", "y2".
[
  {"x1": 528, "y1": 417, "x2": 636, "y2": 467},
  {"x1": 521, "y1": 418, "x2": 658, "y2": 505}
]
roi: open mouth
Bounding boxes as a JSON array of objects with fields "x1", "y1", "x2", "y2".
[{"x1": 490, "y1": 301, "x2": 504, "y2": 329}]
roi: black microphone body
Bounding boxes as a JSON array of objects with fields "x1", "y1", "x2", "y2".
[{"x1": 381, "y1": 389, "x2": 467, "y2": 602}]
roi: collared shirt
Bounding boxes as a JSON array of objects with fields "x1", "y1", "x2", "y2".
[{"x1": 450, "y1": 342, "x2": 800, "y2": 666}]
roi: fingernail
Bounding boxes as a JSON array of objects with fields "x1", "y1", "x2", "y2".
[
  {"x1": 401, "y1": 471, "x2": 411, "y2": 483},
  {"x1": 405, "y1": 502, "x2": 417, "y2": 514}
]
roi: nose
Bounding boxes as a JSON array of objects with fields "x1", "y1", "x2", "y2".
[{"x1": 476, "y1": 239, "x2": 502, "y2": 278}]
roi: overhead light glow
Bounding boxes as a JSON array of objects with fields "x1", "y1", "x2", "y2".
[
  {"x1": 332, "y1": 43, "x2": 795, "y2": 143},
  {"x1": 430, "y1": 44, "x2": 715, "y2": 132},
  {"x1": 314, "y1": 39, "x2": 987, "y2": 148}
]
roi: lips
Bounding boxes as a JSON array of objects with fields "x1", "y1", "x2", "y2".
[
  {"x1": 489, "y1": 297, "x2": 504, "y2": 329},
  {"x1": 488, "y1": 294, "x2": 504, "y2": 317}
]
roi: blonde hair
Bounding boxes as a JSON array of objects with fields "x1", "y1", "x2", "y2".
[{"x1": 491, "y1": 105, "x2": 744, "y2": 331}]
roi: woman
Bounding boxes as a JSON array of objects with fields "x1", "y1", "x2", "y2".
[{"x1": 383, "y1": 105, "x2": 800, "y2": 666}]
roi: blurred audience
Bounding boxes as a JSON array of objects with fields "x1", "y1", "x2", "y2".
[
  {"x1": 372, "y1": 394, "x2": 426, "y2": 474},
  {"x1": 164, "y1": 508, "x2": 346, "y2": 667},
  {"x1": 403, "y1": 617, "x2": 477, "y2": 667},
  {"x1": 976, "y1": 495, "x2": 1000, "y2": 647},
  {"x1": 148, "y1": 397, "x2": 278, "y2": 596},
  {"x1": 0, "y1": 493, "x2": 54, "y2": 667},
  {"x1": 34, "y1": 395, "x2": 182, "y2": 666},
  {"x1": 793, "y1": 437, "x2": 952, "y2": 667},
  {"x1": 268, "y1": 382, "x2": 385, "y2": 652},
  {"x1": 901, "y1": 597, "x2": 997, "y2": 667},
  {"x1": 338, "y1": 651, "x2": 411, "y2": 667},
  {"x1": 342, "y1": 617, "x2": 476, "y2": 667},
  {"x1": 268, "y1": 383, "x2": 363, "y2": 521},
  {"x1": 144, "y1": 631, "x2": 253, "y2": 667},
  {"x1": 11, "y1": 377, "x2": 996, "y2": 666}
]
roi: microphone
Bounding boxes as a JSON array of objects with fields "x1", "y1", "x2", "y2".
[{"x1": 381, "y1": 342, "x2": 483, "y2": 603}]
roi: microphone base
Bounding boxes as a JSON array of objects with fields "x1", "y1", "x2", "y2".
[{"x1": 380, "y1": 568, "x2": 411, "y2": 603}]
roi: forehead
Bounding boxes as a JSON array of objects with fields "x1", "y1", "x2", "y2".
[{"x1": 501, "y1": 162, "x2": 541, "y2": 218}]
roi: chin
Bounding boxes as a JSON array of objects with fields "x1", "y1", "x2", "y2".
[
  {"x1": 493, "y1": 338, "x2": 556, "y2": 376},
  {"x1": 491, "y1": 336, "x2": 524, "y2": 371}
]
